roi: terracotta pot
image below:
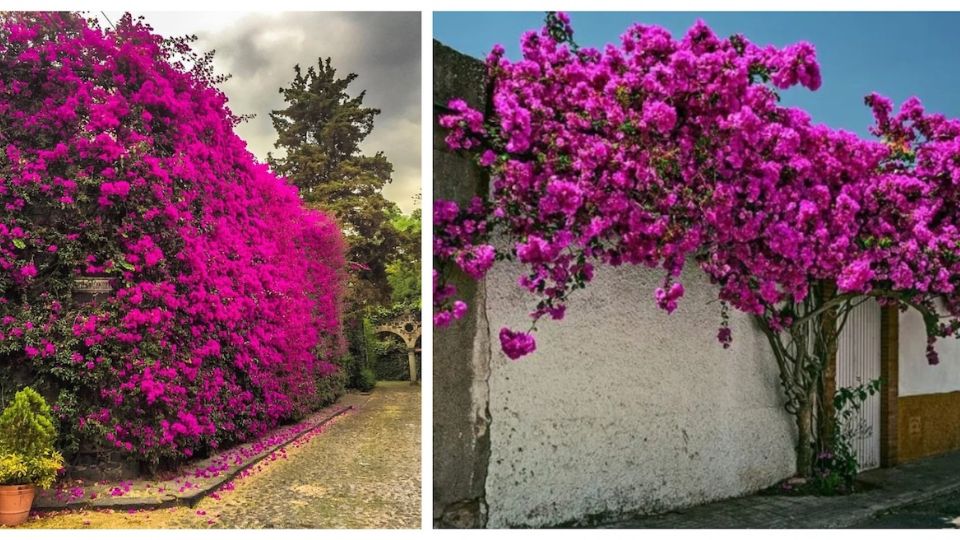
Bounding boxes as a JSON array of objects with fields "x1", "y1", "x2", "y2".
[{"x1": 0, "y1": 484, "x2": 35, "y2": 527}]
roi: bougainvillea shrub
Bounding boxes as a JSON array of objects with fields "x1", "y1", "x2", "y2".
[
  {"x1": 434, "y1": 13, "x2": 960, "y2": 361},
  {"x1": 0, "y1": 12, "x2": 346, "y2": 463}
]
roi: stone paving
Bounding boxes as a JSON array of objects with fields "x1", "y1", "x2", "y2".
[
  {"x1": 33, "y1": 401, "x2": 354, "y2": 511},
  {"x1": 852, "y1": 487, "x2": 960, "y2": 528},
  {"x1": 599, "y1": 450, "x2": 960, "y2": 529},
  {"x1": 20, "y1": 382, "x2": 421, "y2": 529}
]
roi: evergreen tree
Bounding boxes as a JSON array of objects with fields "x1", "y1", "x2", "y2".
[
  {"x1": 386, "y1": 205, "x2": 421, "y2": 307},
  {"x1": 269, "y1": 58, "x2": 400, "y2": 309}
]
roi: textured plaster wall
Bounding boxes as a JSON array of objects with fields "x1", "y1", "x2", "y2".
[
  {"x1": 899, "y1": 309, "x2": 960, "y2": 396},
  {"x1": 482, "y1": 261, "x2": 797, "y2": 528},
  {"x1": 433, "y1": 40, "x2": 796, "y2": 528}
]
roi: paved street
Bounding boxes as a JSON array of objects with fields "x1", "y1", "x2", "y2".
[
  {"x1": 22, "y1": 382, "x2": 421, "y2": 529},
  {"x1": 851, "y1": 489, "x2": 960, "y2": 528},
  {"x1": 598, "y1": 450, "x2": 960, "y2": 529}
]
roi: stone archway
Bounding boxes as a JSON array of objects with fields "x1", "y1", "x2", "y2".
[{"x1": 375, "y1": 312, "x2": 421, "y2": 383}]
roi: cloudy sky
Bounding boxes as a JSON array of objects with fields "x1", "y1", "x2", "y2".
[{"x1": 103, "y1": 11, "x2": 421, "y2": 213}]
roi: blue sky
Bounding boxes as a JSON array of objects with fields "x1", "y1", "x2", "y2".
[{"x1": 434, "y1": 12, "x2": 960, "y2": 138}]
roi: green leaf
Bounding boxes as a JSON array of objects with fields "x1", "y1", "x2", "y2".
[
  {"x1": 118, "y1": 260, "x2": 135, "y2": 271},
  {"x1": 12, "y1": 238, "x2": 25, "y2": 249}
]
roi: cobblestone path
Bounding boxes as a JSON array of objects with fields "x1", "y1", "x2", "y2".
[{"x1": 22, "y1": 382, "x2": 421, "y2": 529}]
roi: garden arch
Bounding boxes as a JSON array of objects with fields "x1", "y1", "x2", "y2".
[{"x1": 375, "y1": 312, "x2": 421, "y2": 383}]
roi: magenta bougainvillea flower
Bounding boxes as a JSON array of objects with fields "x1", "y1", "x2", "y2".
[
  {"x1": 498, "y1": 328, "x2": 536, "y2": 360},
  {"x1": 0, "y1": 12, "x2": 346, "y2": 460},
  {"x1": 435, "y1": 13, "x2": 960, "y2": 361}
]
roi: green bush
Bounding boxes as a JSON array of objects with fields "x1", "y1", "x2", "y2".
[
  {"x1": 811, "y1": 379, "x2": 882, "y2": 495},
  {"x1": 357, "y1": 367, "x2": 377, "y2": 392},
  {"x1": 316, "y1": 367, "x2": 348, "y2": 406},
  {"x1": 0, "y1": 387, "x2": 63, "y2": 488},
  {"x1": 337, "y1": 351, "x2": 365, "y2": 390},
  {"x1": 374, "y1": 341, "x2": 409, "y2": 381}
]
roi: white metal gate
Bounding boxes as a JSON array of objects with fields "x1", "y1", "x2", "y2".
[{"x1": 835, "y1": 297, "x2": 882, "y2": 471}]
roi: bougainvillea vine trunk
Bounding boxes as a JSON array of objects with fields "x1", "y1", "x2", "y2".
[{"x1": 754, "y1": 281, "x2": 844, "y2": 476}]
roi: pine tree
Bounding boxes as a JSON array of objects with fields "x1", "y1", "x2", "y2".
[{"x1": 269, "y1": 58, "x2": 400, "y2": 309}]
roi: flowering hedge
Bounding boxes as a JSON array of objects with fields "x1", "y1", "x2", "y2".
[
  {"x1": 435, "y1": 13, "x2": 960, "y2": 361},
  {"x1": 0, "y1": 13, "x2": 346, "y2": 462}
]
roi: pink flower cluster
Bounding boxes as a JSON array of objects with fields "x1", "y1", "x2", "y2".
[
  {"x1": 435, "y1": 13, "x2": 960, "y2": 361},
  {"x1": 0, "y1": 13, "x2": 346, "y2": 460}
]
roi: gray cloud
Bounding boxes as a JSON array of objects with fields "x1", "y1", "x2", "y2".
[{"x1": 143, "y1": 12, "x2": 421, "y2": 213}]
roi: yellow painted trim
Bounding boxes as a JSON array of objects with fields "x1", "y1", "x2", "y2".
[{"x1": 897, "y1": 391, "x2": 960, "y2": 462}]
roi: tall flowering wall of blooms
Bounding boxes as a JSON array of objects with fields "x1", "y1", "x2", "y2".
[
  {"x1": 0, "y1": 12, "x2": 346, "y2": 462},
  {"x1": 435, "y1": 13, "x2": 960, "y2": 363}
]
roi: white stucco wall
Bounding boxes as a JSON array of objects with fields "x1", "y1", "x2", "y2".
[
  {"x1": 481, "y1": 261, "x2": 796, "y2": 528},
  {"x1": 899, "y1": 309, "x2": 960, "y2": 396}
]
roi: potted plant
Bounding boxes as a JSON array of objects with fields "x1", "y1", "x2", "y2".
[{"x1": 0, "y1": 387, "x2": 63, "y2": 527}]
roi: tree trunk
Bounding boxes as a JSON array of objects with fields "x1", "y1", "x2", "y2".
[
  {"x1": 816, "y1": 281, "x2": 839, "y2": 452},
  {"x1": 758, "y1": 285, "x2": 841, "y2": 479}
]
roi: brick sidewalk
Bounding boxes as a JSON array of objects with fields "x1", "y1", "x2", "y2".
[{"x1": 599, "y1": 450, "x2": 960, "y2": 528}]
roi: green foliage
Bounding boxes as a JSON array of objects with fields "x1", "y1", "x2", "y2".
[
  {"x1": 315, "y1": 367, "x2": 348, "y2": 408},
  {"x1": 0, "y1": 387, "x2": 56, "y2": 455},
  {"x1": 343, "y1": 309, "x2": 419, "y2": 387},
  {"x1": 386, "y1": 208, "x2": 422, "y2": 307},
  {"x1": 373, "y1": 339, "x2": 408, "y2": 381},
  {"x1": 341, "y1": 318, "x2": 369, "y2": 390},
  {"x1": 269, "y1": 58, "x2": 402, "y2": 310},
  {"x1": 353, "y1": 317, "x2": 389, "y2": 388},
  {"x1": 268, "y1": 59, "x2": 421, "y2": 385},
  {"x1": 0, "y1": 452, "x2": 62, "y2": 489},
  {"x1": 811, "y1": 378, "x2": 882, "y2": 495},
  {"x1": 368, "y1": 304, "x2": 420, "y2": 327},
  {"x1": 357, "y1": 367, "x2": 377, "y2": 392},
  {"x1": 0, "y1": 387, "x2": 63, "y2": 488},
  {"x1": 386, "y1": 254, "x2": 421, "y2": 308},
  {"x1": 340, "y1": 320, "x2": 377, "y2": 390}
]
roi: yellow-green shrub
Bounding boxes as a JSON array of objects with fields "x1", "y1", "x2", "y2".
[
  {"x1": 0, "y1": 388, "x2": 63, "y2": 488},
  {"x1": 0, "y1": 452, "x2": 63, "y2": 489}
]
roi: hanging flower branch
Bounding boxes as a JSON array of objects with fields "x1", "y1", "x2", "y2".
[{"x1": 434, "y1": 12, "x2": 960, "y2": 363}]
